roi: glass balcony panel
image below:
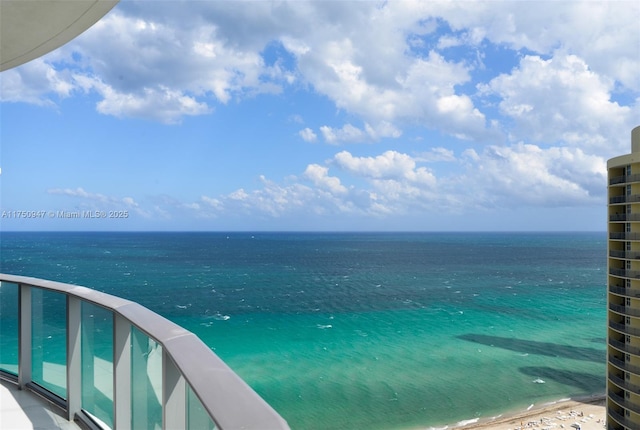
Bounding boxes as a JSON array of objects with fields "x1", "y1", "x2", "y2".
[
  {"x1": 131, "y1": 326, "x2": 163, "y2": 430},
  {"x1": 187, "y1": 384, "x2": 217, "y2": 430},
  {"x1": 81, "y1": 301, "x2": 114, "y2": 428},
  {"x1": 0, "y1": 282, "x2": 19, "y2": 375},
  {"x1": 31, "y1": 287, "x2": 67, "y2": 398}
]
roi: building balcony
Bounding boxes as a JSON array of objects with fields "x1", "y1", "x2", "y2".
[
  {"x1": 610, "y1": 250, "x2": 640, "y2": 259},
  {"x1": 0, "y1": 273, "x2": 289, "y2": 430},
  {"x1": 610, "y1": 303, "x2": 640, "y2": 319},
  {"x1": 608, "y1": 407, "x2": 637, "y2": 430},
  {"x1": 609, "y1": 268, "x2": 640, "y2": 278},
  {"x1": 608, "y1": 356, "x2": 640, "y2": 376},
  {"x1": 609, "y1": 321, "x2": 640, "y2": 338},
  {"x1": 609, "y1": 373, "x2": 640, "y2": 395},
  {"x1": 609, "y1": 233, "x2": 640, "y2": 241},
  {"x1": 610, "y1": 214, "x2": 640, "y2": 222},
  {"x1": 609, "y1": 174, "x2": 640, "y2": 186},
  {"x1": 608, "y1": 390, "x2": 640, "y2": 415},
  {"x1": 610, "y1": 285, "x2": 640, "y2": 298},
  {"x1": 610, "y1": 194, "x2": 640, "y2": 204},
  {"x1": 608, "y1": 338, "x2": 640, "y2": 357}
]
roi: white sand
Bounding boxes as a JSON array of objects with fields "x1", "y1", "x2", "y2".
[{"x1": 452, "y1": 397, "x2": 606, "y2": 430}]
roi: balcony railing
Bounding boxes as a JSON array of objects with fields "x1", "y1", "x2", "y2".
[
  {"x1": 610, "y1": 268, "x2": 640, "y2": 279},
  {"x1": 609, "y1": 374, "x2": 640, "y2": 396},
  {"x1": 608, "y1": 390, "x2": 640, "y2": 415},
  {"x1": 608, "y1": 407, "x2": 637, "y2": 429},
  {"x1": 609, "y1": 338, "x2": 640, "y2": 357},
  {"x1": 609, "y1": 173, "x2": 640, "y2": 186},
  {"x1": 610, "y1": 214, "x2": 640, "y2": 222},
  {"x1": 609, "y1": 250, "x2": 640, "y2": 259},
  {"x1": 610, "y1": 285, "x2": 640, "y2": 298},
  {"x1": 0, "y1": 274, "x2": 289, "y2": 430},
  {"x1": 610, "y1": 321, "x2": 640, "y2": 338},
  {"x1": 609, "y1": 356, "x2": 640, "y2": 376},
  {"x1": 609, "y1": 233, "x2": 640, "y2": 241},
  {"x1": 610, "y1": 303, "x2": 640, "y2": 319},
  {"x1": 610, "y1": 194, "x2": 640, "y2": 204}
]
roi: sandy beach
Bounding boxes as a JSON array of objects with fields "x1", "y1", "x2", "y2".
[{"x1": 451, "y1": 396, "x2": 606, "y2": 430}]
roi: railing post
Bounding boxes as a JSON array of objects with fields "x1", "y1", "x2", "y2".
[
  {"x1": 67, "y1": 296, "x2": 82, "y2": 421},
  {"x1": 114, "y1": 313, "x2": 131, "y2": 430},
  {"x1": 163, "y1": 351, "x2": 186, "y2": 430},
  {"x1": 17, "y1": 283, "x2": 32, "y2": 388}
]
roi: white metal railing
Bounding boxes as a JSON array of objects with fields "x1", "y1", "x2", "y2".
[{"x1": 0, "y1": 273, "x2": 289, "y2": 430}]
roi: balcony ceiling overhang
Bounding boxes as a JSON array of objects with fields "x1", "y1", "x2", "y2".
[{"x1": 0, "y1": 0, "x2": 119, "y2": 72}]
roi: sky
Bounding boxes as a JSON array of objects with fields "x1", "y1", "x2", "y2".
[{"x1": 1, "y1": 0, "x2": 639, "y2": 232}]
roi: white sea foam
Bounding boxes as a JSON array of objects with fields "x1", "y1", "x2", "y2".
[
  {"x1": 456, "y1": 418, "x2": 479, "y2": 426},
  {"x1": 209, "y1": 313, "x2": 230, "y2": 321},
  {"x1": 317, "y1": 324, "x2": 333, "y2": 329}
]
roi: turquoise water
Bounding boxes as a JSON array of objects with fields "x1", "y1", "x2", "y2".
[{"x1": 0, "y1": 232, "x2": 607, "y2": 429}]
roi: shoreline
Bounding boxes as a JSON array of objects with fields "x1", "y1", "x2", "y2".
[{"x1": 428, "y1": 394, "x2": 606, "y2": 430}]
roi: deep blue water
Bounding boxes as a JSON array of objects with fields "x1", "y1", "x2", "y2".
[{"x1": 0, "y1": 231, "x2": 607, "y2": 429}]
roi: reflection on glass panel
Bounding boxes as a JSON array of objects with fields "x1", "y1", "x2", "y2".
[
  {"x1": 31, "y1": 287, "x2": 67, "y2": 398},
  {"x1": 131, "y1": 326, "x2": 163, "y2": 430},
  {"x1": 0, "y1": 282, "x2": 19, "y2": 375},
  {"x1": 187, "y1": 384, "x2": 217, "y2": 430},
  {"x1": 81, "y1": 302, "x2": 114, "y2": 428}
]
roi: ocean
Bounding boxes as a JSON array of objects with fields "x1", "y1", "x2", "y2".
[{"x1": 0, "y1": 231, "x2": 607, "y2": 429}]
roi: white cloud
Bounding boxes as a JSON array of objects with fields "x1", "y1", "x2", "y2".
[
  {"x1": 320, "y1": 124, "x2": 365, "y2": 144},
  {"x1": 7, "y1": 1, "x2": 637, "y2": 141},
  {"x1": 95, "y1": 84, "x2": 212, "y2": 124},
  {"x1": 0, "y1": 59, "x2": 73, "y2": 105},
  {"x1": 319, "y1": 122, "x2": 401, "y2": 144},
  {"x1": 416, "y1": 147, "x2": 457, "y2": 163},
  {"x1": 303, "y1": 164, "x2": 348, "y2": 195},
  {"x1": 47, "y1": 187, "x2": 152, "y2": 218},
  {"x1": 48, "y1": 187, "x2": 110, "y2": 202},
  {"x1": 299, "y1": 127, "x2": 317, "y2": 142},
  {"x1": 200, "y1": 195, "x2": 223, "y2": 210},
  {"x1": 480, "y1": 53, "x2": 636, "y2": 154},
  {"x1": 460, "y1": 143, "x2": 607, "y2": 208},
  {"x1": 333, "y1": 150, "x2": 435, "y2": 185}
]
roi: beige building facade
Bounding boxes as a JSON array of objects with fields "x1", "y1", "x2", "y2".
[{"x1": 607, "y1": 125, "x2": 640, "y2": 429}]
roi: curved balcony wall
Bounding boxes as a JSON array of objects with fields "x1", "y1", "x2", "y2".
[
  {"x1": 608, "y1": 338, "x2": 640, "y2": 357},
  {"x1": 609, "y1": 268, "x2": 640, "y2": 279},
  {"x1": 609, "y1": 356, "x2": 640, "y2": 376},
  {"x1": 610, "y1": 303, "x2": 640, "y2": 319},
  {"x1": 609, "y1": 374, "x2": 640, "y2": 395},
  {"x1": 0, "y1": 274, "x2": 289, "y2": 430},
  {"x1": 609, "y1": 285, "x2": 640, "y2": 299},
  {"x1": 608, "y1": 391, "x2": 640, "y2": 416},
  {"x1": 608, "y1": 407, "x2": 637, "y2": 430},
  {"x1": 610, "y1": 321, "x2": 640, "y2": 339}
]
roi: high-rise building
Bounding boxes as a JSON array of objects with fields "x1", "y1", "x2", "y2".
[{"x1": 607, "y1": 125, "x2": 640, "y2": 429}]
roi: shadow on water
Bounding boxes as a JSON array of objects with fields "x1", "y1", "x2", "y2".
[
  {"x1": 519, "y1": 366, "x2": 605, "y2": 393},
  {"x1": 457, "y1": 334, "x2": 605, "y2": 363}
]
